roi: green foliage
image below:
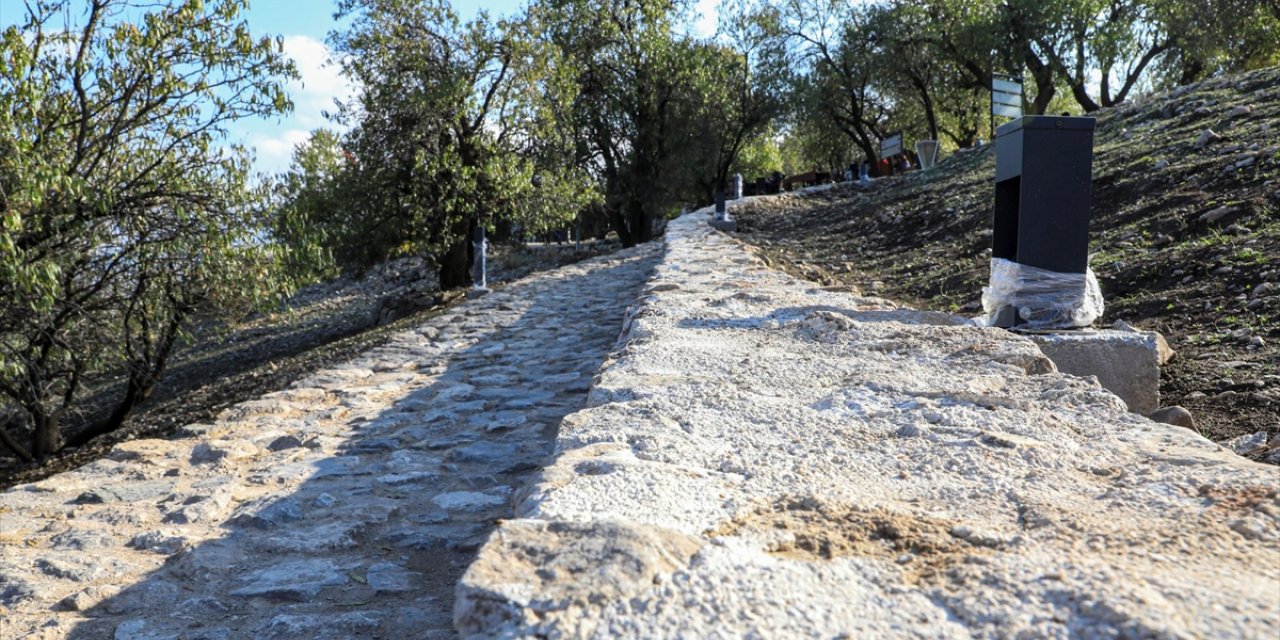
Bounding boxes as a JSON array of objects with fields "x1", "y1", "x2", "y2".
[
  {"x1": 778, "y1": 116, "x2": 855, "y2": 173},
  {"x1": 1152, "y1": 0, "x2": 1280, "y2": 85},
  {"x1": 276, "y1": 0, "x2": 784, "y2": 255},
  {"x1": 283, "y1": 0, "x2": 594, "y2": 285},
  {"x1": 732, "y1": 130, "x2": 784, "y2": 179},
  {"x1": 536, "y1": 0, "x2": 700, "y2": 244},
  {"x1": 0, "y1": 0, "x2": 296, "y2": 459},
  {"x1": 271, "y1": 129, "x2": 346, "y2": 280},
  {"x1": 665, "y1": 39, "x2": 787, "y2": 204},
  {"x1": 534, "y1": 0, "x2": 784, "y2": 244},
  {"x1": 742, "y1": 0, "x2": 1280, "y2": 168}
]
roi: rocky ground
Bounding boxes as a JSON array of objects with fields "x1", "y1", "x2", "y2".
[
  {"x1": 0, "y1": 242, "x2": 658, "y2": 639},
  {"x1": 732, "y1": 66, "x2": 1280, "y2": 452},
  {"x1": 0, "y1": 240, "x2": 620, "y2": 490}
]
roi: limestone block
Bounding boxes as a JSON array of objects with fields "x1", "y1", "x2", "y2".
[
  {"x1": 229, "y1": 559, "x2": 351, "y2": 601},
  {"x1": 1024, "y1": 329, "x2": 1164, "y2": 414},
  {"x1": 453, "y1": 519, "x2": 701, "y2": 638}
]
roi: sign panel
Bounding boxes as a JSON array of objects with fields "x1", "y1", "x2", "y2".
[
  {"x1": 992, "y1": 103, "x2": 1022, "y2": 118},
  {"x1": 992, "y1": 78, "x2": 1022, "y2": 94},
  {"x1": 880, "y1": 132, "x2": 903, "y2": 158},
  {"x1": 993, "y1": 91, "x2": 1022, "y2": 107},
  {"x1": 915, "y1": 139, "x2": 940, "y2": 169},
  {"x1": 992, "y1": 74, "x2": 1023, "y2": 119}
]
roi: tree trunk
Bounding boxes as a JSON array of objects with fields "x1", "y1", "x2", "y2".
[
  {"x1": 69, "y1": 370, "x2": 148, "y2": 449},
  {"x1": 67, "y1": 308, "x2": 186, "y2": 450},
  {"x1": 607, "y1": 204, "x2": 634, "y2": 248},
  {"x1": 1023, "y1": 47, "x2": 1056, "y2": 116},
  {"x1": 911, "y1": 76, "x2": 940, "y2": 141},
  {"x1": 1178, "y1": 58, "x2": 1205, "y2": 86},
  {"x1": 0, "y1": 412, "x2": 33, "y2": 462},
  {"x1": 624, "y1": 198, "x2": 651, "y2": 245},
  {"x1": 31, "y1": 411, "x2": 59, "y2": 460},
  {"x1": 1108, "y1": 41, "x2": 1171, "y2": 107},
  {"x1": 438, "y1": 217, "x2": 475, "y2": 290},
  {"x1": 853, "y1": 133, "x2": 877, "y2": 166},
  {"x1": 1064, "y1": 77, "x2": 1101, "y2": 113}
]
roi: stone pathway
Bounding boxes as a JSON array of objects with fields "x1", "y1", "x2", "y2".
[
  {"x1": 0, "y1": 243, "x2": 659, "y2": 640},
  {"x1": 456, "y1": 210, "x2": 1279, "y2": 638}
]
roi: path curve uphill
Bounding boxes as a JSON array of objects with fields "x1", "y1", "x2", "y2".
[{"x1": 0, "y1": 243, "x2": 660, "y2": 640}]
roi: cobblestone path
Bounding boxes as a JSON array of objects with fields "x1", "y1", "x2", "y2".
[{"x1": 0, "y1": 243, "x2": 659, "y2": 640}]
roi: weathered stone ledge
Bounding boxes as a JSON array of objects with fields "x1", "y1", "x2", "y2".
[{"x1": 455, "y1": 209, "x2": 1279, "y2": 638}]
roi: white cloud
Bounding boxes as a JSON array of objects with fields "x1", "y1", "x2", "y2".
[
  {"x1": 237, "y1": 35, "x2": 355, "y2": 176},
  {"x1": 250, "y1": 128, "x2": 312, "y2": 175},
  {"x1": 692, "y1": 0, "x2": 719, "y2": 38},
  {"x1": 281, "y1": 34, "x2": 355, "y2": 128}
]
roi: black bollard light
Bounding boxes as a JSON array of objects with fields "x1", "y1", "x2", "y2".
[
  {"x1": 710, "y1": 189, "x2": 736, "y2": 231},
  {"x1": 985, "y1": 115, "x2": 1103, "y2": 329}
]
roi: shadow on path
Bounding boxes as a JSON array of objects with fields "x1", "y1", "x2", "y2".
[{"x1": 53, "y1": 249, "x2": 658, "y2": 640}]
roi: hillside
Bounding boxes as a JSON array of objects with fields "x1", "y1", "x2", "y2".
[{"x1": 734, "y1": 66, "x2": 1280, "y2": 448}]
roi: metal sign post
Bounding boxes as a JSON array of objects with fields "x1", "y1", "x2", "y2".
[
  {"x1": 915, "y1": 140, "x2": 940, "y2": 169},
  {"x1": 710, "y1": 189, "x2": 736, "y2": 231}
]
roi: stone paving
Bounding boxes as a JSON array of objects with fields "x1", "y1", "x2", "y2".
[{"x1": 0, "y1": 243, "x2": 659, "y2": 640}]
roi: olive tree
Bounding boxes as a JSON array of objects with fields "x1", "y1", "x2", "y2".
[
  {"x1": 0, "y1": 0, "x2": 296, "y2": 460},
  {"x1": 537, "y1": 0, "x2": 784, "y2": 244},
  {"x1": 317, "y1": 0, "x2": 590, "y2": 287},
  {"x1": 270, "y1": 128, "x2": 348, "y2": 280},
  {"x1": 683, "y1": 5, "x2": 789, "y2": 203},
  {"x1": 535, "y1": 0, "x2": 694, "y2": 246}
]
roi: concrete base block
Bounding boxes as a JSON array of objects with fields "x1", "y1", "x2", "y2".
[
  {"x1": 709, "y1": 219, "x2": 737, "y2": 232},
  {"x1": 1023, "y1": 329, "x2": 1163, "y2": 415}
]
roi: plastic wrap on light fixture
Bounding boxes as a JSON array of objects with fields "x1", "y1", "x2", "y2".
[{"x1": 981, "y1": 258, "x2": 1104, "y2": 329}]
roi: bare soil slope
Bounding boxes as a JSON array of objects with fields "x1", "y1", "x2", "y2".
[{"x1": 734, "y1": 66, "x2": 1280, "y2": 447}]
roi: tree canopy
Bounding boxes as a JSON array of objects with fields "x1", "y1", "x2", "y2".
[
  {"x1": 282, "y1": 0, "x2": 1278, "y2": 261},
  {"x1": 745, "y1": 0, "x2": 1279, "y2": 163},
  {"x1": 0, "y1": 0, "x2": 296, "y2": 460}
]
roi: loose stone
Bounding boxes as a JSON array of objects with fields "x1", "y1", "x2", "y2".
[{"x1": 1148, "y1": 405, "x2": 1196, "y2": 429}]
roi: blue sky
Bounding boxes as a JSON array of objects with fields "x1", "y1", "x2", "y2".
[{"x1": 1, "y1": 0, "x2": 719, "y2": 176}]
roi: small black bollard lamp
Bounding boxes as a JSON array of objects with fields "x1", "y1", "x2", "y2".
[
  {"x1": 710, "y1": 189, "x2": 736, "y2": 231},
  {"x1": 984, "y1": 115, "x2": 1104, "y2": 329}
]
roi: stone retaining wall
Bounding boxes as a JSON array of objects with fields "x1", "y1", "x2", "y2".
[{"x1": 455, "y1": 210, "x2": 1279, "y2": 638}]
